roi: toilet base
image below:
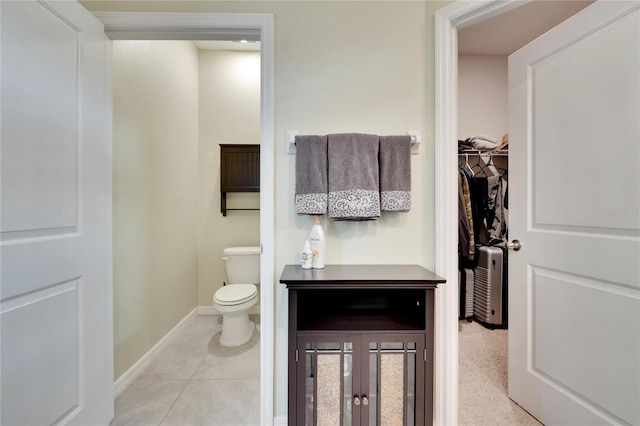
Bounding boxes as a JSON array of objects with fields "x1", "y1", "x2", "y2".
[{"x1": 220, "y1": 312, "x2": 255, "y2": 347}]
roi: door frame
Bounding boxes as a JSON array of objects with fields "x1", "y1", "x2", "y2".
[
  {"x1": 93, "y1": 11, "x2": 275, "y2": 425},
  {"x1": 434, "y1": 1, "x2": 526, "y2": 424}
]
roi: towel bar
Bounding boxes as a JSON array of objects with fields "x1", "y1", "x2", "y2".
[{"x1": 286, "y1": 130, "x2": 421, "y2": 155}]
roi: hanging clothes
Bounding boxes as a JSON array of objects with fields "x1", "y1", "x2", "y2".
[
  {"x1": 486, "y1": 175, "x2": 508, "y2": 245},
  {"x1": 458, "y1": 152, "x2": 509, "y2": 260},
  {"x1": 458, "y1": 189, "x2": 470, "y2": 259},
  {"x1": 458, "y1": 171, "x2": 475, "y2": 259}
]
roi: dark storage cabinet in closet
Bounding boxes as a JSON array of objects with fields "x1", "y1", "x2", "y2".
[
  {"x1": 280, "y1": 265, "x2": 446, "y2": 426},
  {"x1": 219, "y1": 144, "x2": 260, "y2": 216}
]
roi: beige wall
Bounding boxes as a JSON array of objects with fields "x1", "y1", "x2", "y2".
[
  {"x1": 112, "y1": 44, "x2": 261, "y2": 378},
  {"x1": 270, "y1": 3, "x2": 441, "y2": 412},
  {"x1": 458, "y1": 55, "x2": 508, "y2": 141},
  {"x1": 85, "y1": 0, "x2": 454, "y2": 417},
  {"x1": 198, "y1": 50, "x2": 261, "y2": 305},
  {"x1": 112, "y1": 40, "x2": 199, "y2": 379}
]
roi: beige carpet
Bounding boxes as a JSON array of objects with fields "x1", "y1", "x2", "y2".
[{"x1": 459, "y1": 320, "x2": 543, "y2": 426}]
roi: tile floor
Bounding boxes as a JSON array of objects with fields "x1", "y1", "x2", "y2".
[
  {"x1": 110, "y1": 315, "x2": 260, "y2": 426},
  {"x1": 113, "y1": 315, "x2": 540, "y2": 426},
  {"x1": 458, "y1": 320, "x2": 542, "y2": 426}
]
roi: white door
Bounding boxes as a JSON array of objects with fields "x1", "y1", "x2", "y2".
[
  {"x1": 1, "y1": 1, "x2": 113, "y2": 425},
  {"x1": 508, "y1": 1, "x2": 640, "y2": 425}
]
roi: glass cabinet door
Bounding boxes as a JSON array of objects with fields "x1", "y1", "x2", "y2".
[
  {"x1": 297, "y1": 334, "x2": 425, "y2": 426},
  {"x1": 361, "y1": 335, "x2": 425, "y2": 426},
  {"x1": 297, "y1": 335, "x2": 361, "y2": 426}
]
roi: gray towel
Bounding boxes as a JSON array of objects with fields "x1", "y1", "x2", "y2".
[
  {"x1": 295, "y1": 135, "x2": 328, "y2": 215},
  {"x1": 379, "y1": 135, "x2": 411, "y2": 212},
  {"x1": 328, "y1": 133, "x2": 380, "y2": 220}
]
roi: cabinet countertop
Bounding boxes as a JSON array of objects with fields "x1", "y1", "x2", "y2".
[{"x1": 279, "y1": 264, "x2": 446, "y2": 289}]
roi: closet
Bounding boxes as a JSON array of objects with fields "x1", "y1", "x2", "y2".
[
  {"x1": 456, "y1": 53, "x2": 510, "y2": 330},
  {"x1": 458, "y1": 145, "x2": 508, "y2": 328},
  {"x1": 455, "y1": 3, "x2": 596, "y2": 424},
  {"x1": 456, "y1": 141, "x2": 512, "y2": 425}
]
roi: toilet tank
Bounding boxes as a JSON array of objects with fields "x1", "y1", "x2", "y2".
[{"x1": 223, "y1": 246, "x2": 261, "y2": 284}]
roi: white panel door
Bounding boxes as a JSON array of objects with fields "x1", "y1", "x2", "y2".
[
  {"x1": 508, "y1": 1, "x2": 640, "y2": 425},
  {"x1": 1, "y1": 1, "x2": 112, "y2": 425}
]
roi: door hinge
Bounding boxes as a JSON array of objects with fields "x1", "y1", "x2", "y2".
[
  {"x1": 296, "y1": 349, "x2": 299, "y2": 362},
  {"x1": 424, "y1": 348, "x2": 427, "y2": 362}
]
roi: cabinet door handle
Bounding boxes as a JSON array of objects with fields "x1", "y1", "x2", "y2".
[
  {"x1": 362, "y1": 395, "x2": 369, "y2": 406},
  {"x1": 354, "y1": 396, "x2": 361, "y2": 406}
]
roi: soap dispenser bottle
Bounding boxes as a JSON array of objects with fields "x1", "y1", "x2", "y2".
[
  {"x1": 301, "y1": 240, "x2": 312, "y2": 269},
  {"x1": 309, "y1": 215, "x2": 326, "y2": 269}
]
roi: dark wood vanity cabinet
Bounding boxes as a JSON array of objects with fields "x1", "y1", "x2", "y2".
[
  {"x1": 280, "y1": 265, "x2": 446, "y2": 426},
  {"x1": 219, "y1": 144, "x2": 260, "y2": 216}
]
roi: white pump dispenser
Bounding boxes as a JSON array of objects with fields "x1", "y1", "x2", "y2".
[
  {"x1": 301, "y1": 240, "x2": 312, "y2": 269},
  {"x1": 309, "y1": 215, "x2": 326, "y2": 269}
]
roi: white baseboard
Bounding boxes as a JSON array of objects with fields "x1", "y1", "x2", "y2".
[
  {"x1": 113, "y1": 307, "x2": 199, "y2": 397},
  {"x1": 198, "y1": 304, "x2": 260, "y2": 316},
  {"x1": 273, "y1": 416, "x2": 287, "y2": 425}
]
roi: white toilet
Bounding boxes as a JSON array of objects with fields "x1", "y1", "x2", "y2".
[{"x1": 213, "y1": 246, "x2": 260, "y2": 347}]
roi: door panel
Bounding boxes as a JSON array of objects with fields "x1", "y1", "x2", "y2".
[
  {"x1": 298, "y1": 336, "x2": 360, "y2": 426},
  {"x1": 1, "y1": 0, "x2": 81, "y2": 235},
  {"x1": 1, "y1": 282, "x2": 80, "y2": 425},
  {"x1": 530, "y1": 6, "x2": 639, "y2": 233},
  {"x1": 0, "y1": 1, "x2": 111, "y2": 424},
  {"x1": 362, "y1": 336, "x2": 425, "y2": 426},
  {"x1": 531, "y1": 267, "x2": 639, "y2": 423},
  {"x1": 509, "y1": 2, "x2": 640, "y2": 425}
]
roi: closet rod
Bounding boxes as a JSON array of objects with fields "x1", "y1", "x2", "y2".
[{"x1": 458, "y1": 149, "x2": 508, "y2": 156}]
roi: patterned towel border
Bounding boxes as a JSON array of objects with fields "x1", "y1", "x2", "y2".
[
  {"x1": 381, "y1": 190, "x2": 411, "y2": 212},
  {"x1": 295, "y1": 193, "x2": 327, "y2": 215},
  {"x1": 328, "y1": 189, "x2": 380, "y2": 219}
]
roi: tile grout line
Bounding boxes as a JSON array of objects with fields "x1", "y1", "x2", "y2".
[
  {"x1": 187, "y1": 323, "x2": 222, "y2": 382},
  {"x1": 157, "y1": 318, "x2": 221, "y2": 425},
  {"x1": 157, "y1": 380, "x2": 191, "y2": 426}
]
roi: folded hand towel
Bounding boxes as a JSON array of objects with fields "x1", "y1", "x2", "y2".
[
  {"x1": 328, "y1": 133, "x2": 380, "y2": 220},
  {"x1": 379, "y1": 135, "x2": 411, "y2": 212},
  {"x1": 470, "y1": 135, "x2": 498, "y2": 151},
  {"x1": 295, "y1": 135, "x2": 328, "y2": 215}
]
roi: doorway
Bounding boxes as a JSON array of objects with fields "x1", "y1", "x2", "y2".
[
  {"x1": 94, "y1": 11, "x2": 275, "y2": 425},
  {"x1": 434, "y1": 1, "x2": 593, "y2": 424},
  {"x1": 111, "y1": 38, "x2": 261, "y2": 423},
  {"x1": 456, "y1": 3, "x2": 595, "y2": 424}
]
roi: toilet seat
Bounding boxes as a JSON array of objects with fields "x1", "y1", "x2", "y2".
[{"x1": 214, "y1": 284, "x2": 257, "y2": 306}]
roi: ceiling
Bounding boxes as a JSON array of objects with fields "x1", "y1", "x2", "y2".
[
  {"x1": 193, "y1": 2, "x2": 594, "y2": 55},
  {"x1": 458, "y1": 0, "x2": 595, "y2": 55},
  {"x1": 194, "y1": 40, "x2": 261, "y2": 51}
]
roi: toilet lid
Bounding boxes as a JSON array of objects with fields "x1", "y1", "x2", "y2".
[{"x1": 214, "y1": 284, "x2": 257, "y2": 306}]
